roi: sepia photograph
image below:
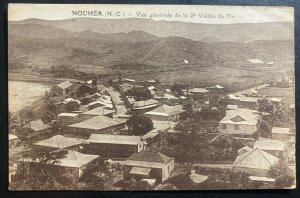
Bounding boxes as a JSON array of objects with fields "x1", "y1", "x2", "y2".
[{"x1": 8, "y1": 4, "x2": 296, "y2": 190}]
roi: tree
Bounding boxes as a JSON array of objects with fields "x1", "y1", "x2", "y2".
[
  {"x1": 18, "y1": 108, "x2": 34, "y2": 125},
  {"x1": 170, "y1": 83, "x2": 185, "y2": 96},
  {"x1": 258, "y1": 98, "x2": 274, "y2": 113},
  {"x1": 41, "y1": 95, "x2": 58, "y2": 124},
  {"x1": 65, "y1": 101, "x2": 80, "y2": 112},
  {"x1": 126, "y1": 114, "x2": 153, "y2": 136},
  {"x1": 155, "y1": 183, "x2": 177, "y2": 190},
  {"x1": 164, "y1": 174, "x2": 194, "y2": 190},
  {"x1": 9, "y1": 112, "x2": 19, "y2": 131},
  {"x1": 119, "y1": 178, "x2": 153, "y2": 190},
  {"x1": 268, "y1": 161, "x2": 295, "y2": 188},
  {"x1": 257, "y1": 120, "x2": 271, "y2": 138},
  {"x1": 124, "y1": 87, "x2": 152, "y2": 101}
]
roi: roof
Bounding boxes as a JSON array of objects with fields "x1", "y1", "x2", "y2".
[
  {"x1": 88, "y1": 100, "x2": 113, "y2": 109},
  {"x1": 133, "y1": 99, "x2": 159, "y2": 109},
  {"x1": 87, "y1": 134, "x2": 144, "y2": 145},
  {"x1": 57, "y1": 113, "x2": 78, "y2": 118},
  {"x1": 29, "y1": 119, "x2": 50, "y2": 131},
  {"x1": 63, "y1": 98, "x2": 81, "y2": 104},
  {"x1": 81, "y1": 107, "x2": 115, "y2": 116},
  {"x1": 190, "y1": 173, "x2": 208, "y2": 184},
  {"x1": 219, "y1": 109, "x2": 259, "y2": 125},
  {"x1": 249, "y1": 176, "x2": 275, "y2": 182},
  {"x1": 247, "y1": 59, "x2": 264, "y2": 64},
  {"x1": 130, "y1": 167, "x2": 151, "y2": 176},
  {"x1": 269, "y1": 98, "x2": 282, "y2": 103},
  {"x1": 227, "y1": 105, "x2": 238, "y2": 110},
  {"x1": 271, "y1": 127, "x2": 291, "y2": 135},
  {"x1": 56, "y1": 150, "x2": 99, "y2": 168},
  {"x1": 188, "y1": 88, "x2": 209, "y2": 93},
  {"x1": 207, "y1": 84, "x2": 224, "y2": 89},
  {"x1": 154, "y1": 93, "x2": 178, "y2": 100},
  {"x1": 238, "y1": 146, "x2": 252, "y2": 153},
  {"x1": 68, "y1": 115, "x2": 124, "y2": 130},
  {"x1": 254, "y1": 139, "x2": 285, "y2": 151},
  {"x1": 125, "y1": 78, "x2": 135, "y2": 82},
  {"x1": 127, "y1": 151, "x2": 173, "y2": 164},
  {"x1": 57, "y1": 81, "x2": 73, "y2": 89},
  {"x1": 9, "y1": 134, "x2": 18, "y2": 141},
  {"x1": 144, "y1": 105, "x2": 184, "y2": 117},
  {"x1": 233, "y1": 148, "x2": 278, "y2": 170},
  {"x1": 34, "y1": 135, "x2": 84, "y2": 149},
  {"x1": 148, "y1": 86, "x2": 156, "y2": 91}
]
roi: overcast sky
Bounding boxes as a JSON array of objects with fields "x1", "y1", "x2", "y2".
[{"x1": 8, "y1": 4, "x2": 293, "y2": 24}]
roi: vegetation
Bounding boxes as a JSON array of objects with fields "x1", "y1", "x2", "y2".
[
  {"x1": 65, "y1": 101, "x2": 80, "y2": 112},
  {"x1": 124, "y1": 87, "x2": 152, "y2": 101},
  {"x1": 126, "y1": 114, "x2": 154, "y2": 136},
  {"x1": 268, "y1": 161, "x2": 295, "y2": 188}
]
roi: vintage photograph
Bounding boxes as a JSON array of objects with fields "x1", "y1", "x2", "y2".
[{"x1": 8, "y1": 4, "x2": 295, "y2": 190}]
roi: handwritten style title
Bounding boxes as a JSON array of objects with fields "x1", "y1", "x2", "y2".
[{"x1": 71, "y1": 10, "x2": 234, "y2": 20}]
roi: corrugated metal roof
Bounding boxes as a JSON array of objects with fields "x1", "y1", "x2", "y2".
[{"x1": 87, "y1": 134, "x2": 143, "y2": 145}]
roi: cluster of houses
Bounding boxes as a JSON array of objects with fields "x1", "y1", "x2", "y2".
[{"x1": 10, "y1": 77, "x2": 295, "y2": 187}]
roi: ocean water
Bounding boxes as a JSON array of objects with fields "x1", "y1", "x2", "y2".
[{"x1": 8, "y1": 80, "x2": 50, "y2": 112}]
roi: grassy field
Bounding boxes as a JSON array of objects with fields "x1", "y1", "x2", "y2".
[{"x1": 258, "y1": 87, "x2": 295, "y2": 104}]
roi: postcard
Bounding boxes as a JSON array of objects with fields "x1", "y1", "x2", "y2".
[{"x1": 8, "y1": 4, "x2": 295, "y2": 190}]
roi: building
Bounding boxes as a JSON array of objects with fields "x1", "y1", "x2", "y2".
[
  {"x1": 271, "y1": 127, "x2": 292, "y2": 142},
  {"x1": 50, "y1": 81, "x2": 75, "y2": 97},
  {"x1": 18, "y1": 151, "x2": 99, "y2": 182},
  {"x1": 225, "y1": 94, "x2": 258, "y2": 110},
  {"x1": 85, "y1": 134, "x2": 146, "y2": 158},
  {"x1": 78, "y1": 107, "x2": 115, "y2": 120},
  {"x1": 132, "y1": 99, "x2": 160, "y2": 114},
  {"x1": 9, "y1": 134, "x2": 20, "y2": 147},
  {"x1": 144, "y1": 105, "x2": 185, "y2": 121},
  {"x1": 123, "y1": 150, "x2": 174, "y2": 182},
  {"x1": 254, "y1": 139, "x2": 285, "y2": 159},
  {"x1": 184, "y1": 88, "x2": 210, "y2": 99},
  {"x1": 232, "y1": 148, "x2": 278, "y2": 177},
  {"x1": 57, "y1": 113, "x2": 79, "y2": 125},
  {"x1": 67, "y1": 115, "x2": 126, "y2": 136},
  {"x1": 218, "y1": 109, "x2": 259, "y2": 137},
  {"x1": 88, "y1": 100, "x2": 113, "y2": 110},
  {"x1": 33, "y1": 135, "x2": 85, "y2": 151},
  {"x1": 25, "y1": 119, "x2": 51, "y2": 139}
]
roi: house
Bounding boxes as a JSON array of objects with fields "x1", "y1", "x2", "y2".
[
  {"x1": 25, "y1": 119, "x2": 51, "y2": 139},
  {"x1": 132, "y1": 99, "x2": 160, "y2": 114},
  {"x1": 206, "y1": 85, "x2": 225, "y2": 93},
  {"x1": 50, "y1": 81, "x2": 75, "y2": 97},
  {"x1": 254, "y1": 139, "x2": 285, "y2": 159},
  {"x1": 123, "y1": 150, "x2": 174, "y2": 182},
  {"x1": 57, "y1": 113, "x2": 79, "y2": 125},
  {"x1": 232, "y1": 148, "x2": 278, "y2": 177},
  {"x1": 85, "y1": 134, "x2": 146, "y2": 158},
  {"x1": 154, "y1": 93, "x2": 180, "y2": 103},
  {"x1": 67, "y1": 115, "x2": 126, "y2": 136},
  {"x1": 9, "y1": 134, "x2": 20, "y2": 147},
  {"x1": 227, "y1": 105, "x2": 238, "y2": 110},
  {"x1": 78, "y1": 107, "x2": 115, "y2": 120},
  {"x1": 225, "y1": 94, "x2": 258, "y2": 110},
  {"x1": 142, "y1": 121, "x2": 175, "y2": 140},
  {"x1": 77, "y1": 83, "x2": 97, "y2": 96},
  {"x1": 18, "y1": 150, "x2": 99, "y2": 182},
  {"x1": 271, "y1": 127, "x2": 292, "y2": 142},
  {"x1": 33, "y1": 135, "x2": 85, "y2": 151},
  {"x1": 218, "y1": 109, "x2": 259, "y2": 137},
  {"x1": 144, "y1": 105, "x2": 185, "y2": 121},
  {"x1": 247, "y1": 59, "x2": 264, "y2": 64},
  {"x1": 184, "y1": 88, "x2": 209, "y2": 98}
]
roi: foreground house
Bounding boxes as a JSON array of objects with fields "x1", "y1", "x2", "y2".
[
  {"x1": 218, "y1": 109, "x2": 259, "y2": 137},
  {"x1": 18, "y1": 150, "x2": 99, "y2": 182},
  {"x1": 9, "y1": 134, "x2": 20, "y2": 147},
  {"x1": 67, "y1": 115, "x2": 126, "y2": 136},
  {"x1": 144, "y1": 105, "x2": 185, "y2": 121},
  {"x1": 57, "y1": 113, "x2": 80, "y2": 125},
  {"x1": 232, "y1": 148, "x2": 278, "y2": 177},
  {"x1": 85, "y1": 134, "x2": 146, "y2": 158},
  {"x1": 123, "y1": 150, "x2": 174, "y2": 182},
  {"x1": 78, "y1": 107, "x2": 115, "y2": 120},
  {"x1": 33, "y1": 135, "x2": 85, "y2": 151},
  {"x1": 254, "y1": 139, "x2": 285, "y2": 159}
]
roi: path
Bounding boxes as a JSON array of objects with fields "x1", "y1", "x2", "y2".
[{"x1": 139, "y1": 38, "x2": 166, "y2": 62}]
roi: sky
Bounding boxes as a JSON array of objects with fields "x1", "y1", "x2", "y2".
[{"x1": 8, "y1": 4, "x2": 294, "y2": 24}]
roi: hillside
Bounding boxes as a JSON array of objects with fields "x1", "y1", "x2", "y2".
[
  {"x1": 8, "y1": 21, "x2": 294, "y2": 90},
  {"x1": 10, "y1": 18, "x2": 293, "y2": 42}
]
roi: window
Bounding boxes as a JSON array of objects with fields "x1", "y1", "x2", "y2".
[
  {"x1": 234, "y1": 125, "x2": 240, "y2": 130},
  {"x1": 221, "y1": 124, "x2": 227, "y2": 129}
]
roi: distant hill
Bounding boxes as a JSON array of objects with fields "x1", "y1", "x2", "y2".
[{"x1": 10, "y1": 18, "x2": 293, "y2": 42}]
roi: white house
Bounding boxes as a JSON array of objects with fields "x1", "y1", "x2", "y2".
[
  {"x1": 254, "y1": 139, "x2": 285, "y2": 159},
  {"x1": 218, "y1": 109, "x2": 259, "y2": 137},
  {"x1": 271, "y1": 127, "x2": 292, "y2": 142}
]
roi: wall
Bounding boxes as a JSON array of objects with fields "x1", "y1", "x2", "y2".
[{"x1": 218, "y1": 123, "x2": 257, "y2": 136}]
